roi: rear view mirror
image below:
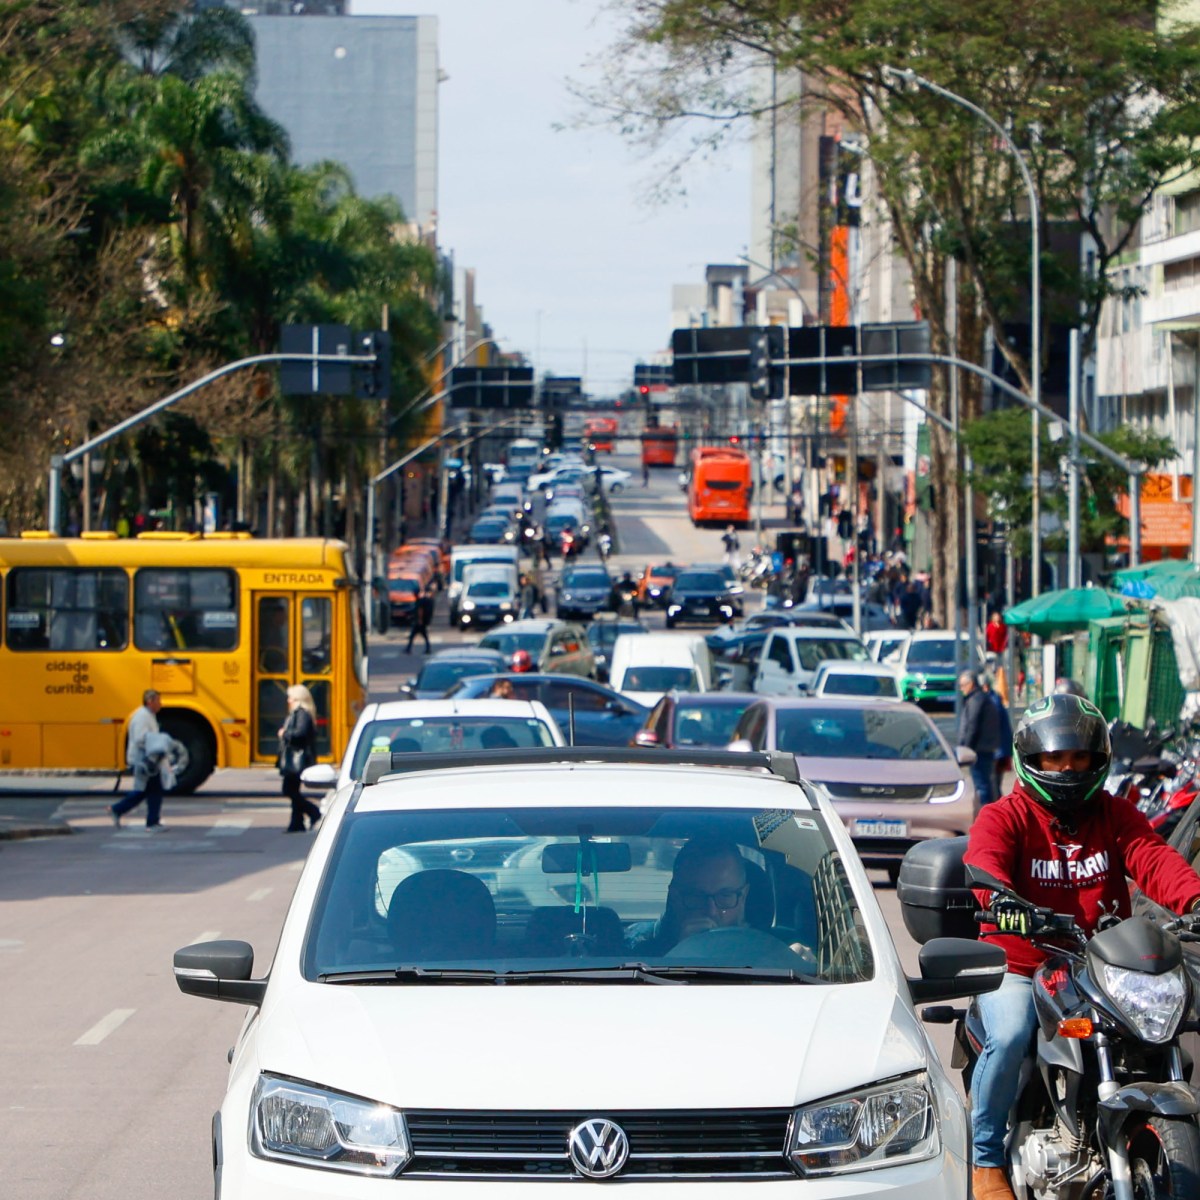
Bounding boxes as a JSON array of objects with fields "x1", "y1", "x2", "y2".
[
  {"x1": 542, "y1": 842, "x2": 632, "y2": 874},
  {"x1": 300, "y1": 763, "x2": 337, "y2": 788},
  {"x1": 173, "y1": 940, "x2": 266, "y2": 1006},
  {"x1": 955, "y1": 745, "x2": 978, "y2": 767},
  {"x1": 908, "y1": 938, "x2": 1006, "y2": 1003}
]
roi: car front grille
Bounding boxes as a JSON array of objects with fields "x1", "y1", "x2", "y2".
[
  {"x1": 825, "y1": 783, "x2": 932, "y2": 802},
  {"x1": 402, "y1": 1108, "x2": 794, "y2": 1180}
]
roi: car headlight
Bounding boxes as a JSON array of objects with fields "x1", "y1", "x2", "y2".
[
  {"x1": 788, "y1": 1074, "x2": 939, "y2": 1176},
  {"x1": 462, "y1": 600, "x2": 476, "y2": 611},
  {"x1": 728, "y1": 585, "x2": 744, "y2": 595},
  {"x1": 251, "y1": 1075, "x2": 411, "y2": 1177},
  {"x1": 649, "y1": 587, "x2": 661, "y2": 597},
  {"x1": 668, "y1": 605, "x2": 682, "y2": 614},
  {"x1": 1101, "y1": 963, "x2": 1188, "y2": 1043},
  {"x1": 499, "y1": 601, "x2": 513, "y2": 610},
  {"x1": 929, "y1": 780, "x2": 965, "y2": 803}
]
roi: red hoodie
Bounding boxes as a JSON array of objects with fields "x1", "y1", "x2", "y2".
[{"x1": 965, "y1": 782, "x2": 1200, "y2": 978}]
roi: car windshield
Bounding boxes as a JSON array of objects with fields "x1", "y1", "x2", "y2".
[
  {"x1": 819, "y1": 673, "x2": 900, "y2": 698},
  {"x1": 774, "y1": 708, "x2": 947, "y2": 761},
  {"x1": 673, "y1": 702, "x2": 753, "y2": 746},
  {"x1": 304, "y1": 805, "x2": 874, "y2": 983},
  {"x1": 650, "y1": 564, "x2": 679, "y2": 578},
  {"x1": 479, "y1": 631, "x2": 546, "y2": 656},
  {"x1": 905, "y1": 639, "x2": 961, "y2": 669},
  {"x1": 793, "y1": 639, "x2": 869, "y2": 671},
  {"x1": 564, "y1": 570, "x2": 610, "y2": 588},
  {"x1": 675, "y1": 572, "x2": 725, "y2": 590},
  {"x1": 387, "y1": 578, "x2": 419, "y2": 594},
  {"x1": 467, "y1": 580, "x2": 510, "y2": 598},
  {"x1": 349, "y1": 718, "x2": 556, "y2": 778},
  {"x1": 414, "y1": 660, "x2": 502, "y2": 692},
  {"x1": 622, "y1": 665, "x2": 697, "y2": 692}
]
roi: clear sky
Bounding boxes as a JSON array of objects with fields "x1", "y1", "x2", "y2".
[{"x1": 353, "y1": 0, "x2": 749, "y2": 395}]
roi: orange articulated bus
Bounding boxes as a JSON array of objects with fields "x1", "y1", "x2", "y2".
[
  {"x1": 583, "y1": 416, "x2": 619, "y2": 453},
  {"x1": 640, "y1": 425, "x2": 678, "y2": 468},
  {"x1": 0, "y1": 533, "x2": 368, "y2": 793},
  {"x1": 687, "y1": 447, "x2": 752, "y2": 527}
]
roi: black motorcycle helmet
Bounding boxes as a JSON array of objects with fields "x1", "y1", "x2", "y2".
[
  {"x1": 1013, "y1": 693, "x2": 1112, "y2": 817},
  {"x1": 1052, "y1": 676, "x2": 1087, "y2": 698}
]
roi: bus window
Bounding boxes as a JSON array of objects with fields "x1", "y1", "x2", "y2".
[
  {"x1": 6, "y1": 568, "x2": 129, "y2": 652},
  {"x1": 258, "y1": 596, "x2": 290, "y2": 674},
  {"x1": 134, "y1": 569, "x2": 238, "y2": 652},
  {"x1": 301, "y1": 597, "x2": 332, "y2": 675}
]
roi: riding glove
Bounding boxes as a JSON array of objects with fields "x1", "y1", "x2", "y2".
[{"x1": 990, "y1": 894, "x2": 1036, "y2": 935}]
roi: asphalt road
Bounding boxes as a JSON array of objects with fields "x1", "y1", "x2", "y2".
[{"x1": 0, "y1": 446, "x2": 959, "y2": 1198}]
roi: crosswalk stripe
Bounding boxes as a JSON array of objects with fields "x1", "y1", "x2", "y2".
[
  {"x1": 207, "y1": 818, "x2": 252, "y2": 837},
  {"x1": 246, "y1": 887, "x2": 273, "y2": 902}
]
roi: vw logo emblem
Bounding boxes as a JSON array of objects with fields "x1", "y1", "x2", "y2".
[{"x1": 567, "y1": 1118, "x2": 630, "y2": 1179}]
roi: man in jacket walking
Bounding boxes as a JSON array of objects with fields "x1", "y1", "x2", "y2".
[
  {"x1": 406, "y1": 588, "x2": 434, "y2": 654},
  {"x1": 110, "y1": 689, "x2": 167, "y2": 830},
  {"x1": 958, "y1": 670, "x2": 1002, "y2": 806}
]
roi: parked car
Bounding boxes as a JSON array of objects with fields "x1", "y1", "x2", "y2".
[
  {"x1": 753, "y1": 627, "x2": 869, "y2": 696},
  {"x1": 586, "y1": 615, "x2": 648, "y2": 682},
  {"x1": 810, "y1": 661, "x2": 904, "y2": 701},
  {"x1": 633, "y1": 691, "x2": 757, "y2": 749},
  {"x1": 729, "y1": 696, "x2": 979, "y2": 880},
  {"x1": 446, "y1": 674, "x2": 649, "y2": 746},
  {"x1": 478, "y1": 619, "x2": 596, "y2": 678},
  {"x1": 400, "y1": 647, "x2": 509, "y2": 699},
  {"x1": 176, "y1": 746, "x2": 1001, "y2": 1197},
  {"x1": 556, "y1": 564, "x2": 616, "y2": 621},
  {"x1": 300, "y1": 698, "x2": 564, "y2": 790}
]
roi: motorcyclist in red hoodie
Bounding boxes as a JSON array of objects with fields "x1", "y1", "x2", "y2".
[{"x1": 963, "y1": 693, "x2": 1200, "y2": 1200}]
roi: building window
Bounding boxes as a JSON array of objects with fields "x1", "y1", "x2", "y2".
[{"x1": 1176, "y1": 190, "x2": 1200, "y2": 237}]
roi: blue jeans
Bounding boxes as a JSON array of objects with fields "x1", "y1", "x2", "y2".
[
  {"x1": 971, "y1": 973, "x2": 1038, "y2": 1167},
  {"x1": 112, "y1": 772, "x2": 163, "y2": 826},
  {"x1": 970, "y1": 759, "x2": 995, "y2": 807}
]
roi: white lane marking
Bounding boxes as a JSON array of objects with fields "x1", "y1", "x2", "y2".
[
  {"x1": 0, "y1": 938, "x2": 24, "y2": 952},
  {"x1": 192, "y1": 931, "x2": 221, "y2": 944},
  {"x1": 246, "y1": 887, "x2": 273, "y2": 902},
  {"x1": 75, "y1": 1008, "x2": 135, "y2": 1046},
  {"x1": 287, "y1": 860, "x2": 305, "y2": 872},
  {"x1": 207, "y1": 818, "x2": 252, "y2": 837}
]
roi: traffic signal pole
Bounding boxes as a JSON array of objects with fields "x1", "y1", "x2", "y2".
[{"x1": 46, "y1": 350, "x2": 378, "y2": 535}]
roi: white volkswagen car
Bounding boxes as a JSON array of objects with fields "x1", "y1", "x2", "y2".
[{"x1": 175, "y1": 747, "x2": 1002, "y2": 1198}]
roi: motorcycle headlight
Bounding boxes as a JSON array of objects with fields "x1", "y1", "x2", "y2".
[
  {"x1": 788, "y1": 1074, "x2": 939, "y2": 1176},
  {"x1": 929, "y1": 780, "x2": 965, "y2": 804},
  {"x1": 251, "y1": 1075, "x2": 411, "y2": 1177},
  {"x1": 1101, "y1": 963, "x2": 1188, "y2": 1043}
]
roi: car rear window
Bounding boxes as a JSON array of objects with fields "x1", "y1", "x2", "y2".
[
  {"x1": 621, "y1": 665, "x2": 698, "y2": 692},
  {"x1": 480, "y1": 631, "x2": 545, "y2": 656},
  {"x1": 673, "y1": 702, "x2": 752, "y2": 746},
  {"x1": 774, "y1": 709, "x2": 947, "y2": 761},
  {"x1": 819, "y1": 674, "x2": 901, "y2": 698},
  {"x1": 415, "y1": 660, "x2": 502, "y2": 693},
  {"x1": 305, "y1": 805, "x2": 873, "y2": 985},
  {"x1": 350, "y1": 717, "x2": 555, "y2": 778}
]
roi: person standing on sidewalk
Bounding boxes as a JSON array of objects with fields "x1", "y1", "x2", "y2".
[
  {"x1": 111, "y1": 689, "x2": 166, "y2": 830},
  {"x1": 278, "y1": 684, "x2": 321, "y2": 833},
  {"x1": 958, "y1": 671, "x2": 1002, "y2": 806},
  {"x1": 406, "y1": 587, "x2": 434, "y2": 654}
]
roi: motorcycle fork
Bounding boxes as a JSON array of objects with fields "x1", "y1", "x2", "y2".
[{"x1": 1094, "y1": 1033, "x2": 1136, "y2": 1200}]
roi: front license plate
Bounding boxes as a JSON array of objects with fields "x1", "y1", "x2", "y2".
[{"x1": 855, "y1": 819, "x2": 908, "y2": 838}]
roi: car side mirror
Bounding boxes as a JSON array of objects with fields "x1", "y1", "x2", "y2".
[
  {"x1": 727, "y1": 738, "x2": 754, "y2": 753},
  {"x1": 173, "y1": 940, "x2": 267, "y2": 1007},
  {"x1": 907, "y1": 938, "x2": 1006, "y2": 1003},
  {"x1": 955, "y1": 745, "x2": 978, "y2": 767},
  {"x1": 300, "y1": 763, "x2": 337, "y2": 788},
  {"x1": 607, "y1": 699, "x2": 631, "y2": 715}
]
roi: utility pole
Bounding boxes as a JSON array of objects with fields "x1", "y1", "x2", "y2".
[{"x1": 1068, "y1": 329, "x2": 1081, "y2": 589}]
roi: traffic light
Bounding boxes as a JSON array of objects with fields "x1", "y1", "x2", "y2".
[
  {"x1": 747, "y1": 326, "x2": 785, "y2": 401},
  {"x1": 356, "y1": 330, "x2": 392, "y2": 399},
  {"x1": 639, "y1": 385, "x2": 650, "y2": 398}
]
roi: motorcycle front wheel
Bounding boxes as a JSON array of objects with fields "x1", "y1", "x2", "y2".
[{"x1": 1126, "y1": 1115, "x2": 1200, "y2": 1198}]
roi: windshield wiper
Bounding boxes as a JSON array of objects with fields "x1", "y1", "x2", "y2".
[{"x1": 320, "y1": 963, "x2": 812, "y2": 985}]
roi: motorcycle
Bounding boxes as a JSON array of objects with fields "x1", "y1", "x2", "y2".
[
  {"x1": 1107, "y1": 719, "x2": 1177, "y2": 809},
  {"x1": 922, "y1": 867, "x2": 1200, "y2": 1200},
  {"x1": 597, "y1": 531, "x2": 613, "y2": 562},
  {"x1": 615, "y1": 582, "x2": 639, "y2": 618}
]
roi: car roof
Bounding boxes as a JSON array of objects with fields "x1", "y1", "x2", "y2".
[
  {"x1": 907, "y1": 630, "x2": 967, "y2": 642},
  {"x1": 769, "y1": 626, "x2": 862, "y2": 639},
  {"x1": 749, "y1": 696, "x2": 926, "y2": 714},
  {"x1": 814, "y1": 661, "x2": 900, "y2": 675},
  {"x1": 360, "y1": 698, "x2": 553, "y2": 721},
  {"x1": 426, "y1": 646, "x2": 508, "y2": 661},
  {"x1": 356, "y1": 760, "x2": 815, "y2": 814},
  {"x1": 486, "y1": 619, "x2": 561, "y2": 634},
  {"x1": 663, "y1": 690, "x2": 756, "y2": 706}
]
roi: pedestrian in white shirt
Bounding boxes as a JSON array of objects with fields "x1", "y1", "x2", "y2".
[{"x1": 110, "y1": 689, "x2": 167, "y2": 830}]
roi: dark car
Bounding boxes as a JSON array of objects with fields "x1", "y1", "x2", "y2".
[
  {"x1": 446, "y1": 673, "x2": 649, "y2": 746},
  {"x1": 632, "y1": 691, "x2": 757, "y2": 749},
  {"x1": 586, "y1": 615, "x2": 648, "y2": 682},
  {"x1": 788, "y1": 599, "x2": 895, "y2": 632},
  {"x1": 400, "y1": 647, "x2": 509, "y2": 699},
  {"x1": 706, "y1": 608, "x2": 849, "y2": 654},
  {"x1": 665, "y1": 569, "x2": 743, "y2": 628},
  {"x1": 557, "y1": 565, "x2": 616, "y2": 621},
  {"x1": 468, "y1": 516, "x2": 515, "y2": 545}
]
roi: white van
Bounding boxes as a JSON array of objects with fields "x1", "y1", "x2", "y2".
[
  {"x1": 609, "y1": 632, "x2": 714, "y2": 706},
  {"x1": 448, "y1": 545, "x2": 521, "y2": 625},
  {"x1": 458, "y1": 563, "x2": 520, "y2": 630},
  {"x1": 753, "y1": 627, "x2": 869, "y2": 696}
]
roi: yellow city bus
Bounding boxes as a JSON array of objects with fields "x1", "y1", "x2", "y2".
[{"x1": 0, "y1": 533, "x2": 368, "y2": 792}]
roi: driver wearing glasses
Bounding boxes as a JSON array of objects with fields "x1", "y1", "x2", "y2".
[{"x1": 630, "y1": 838, "x2": 750, "y2": 954}]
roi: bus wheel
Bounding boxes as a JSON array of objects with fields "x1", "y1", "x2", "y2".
[{"x1": 159, "y1": 714, "x2": 215, "y2": 795}]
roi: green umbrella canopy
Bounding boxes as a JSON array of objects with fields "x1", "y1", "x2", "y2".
[
  {"x1": 1112, "y1": 559, "x2": 1198, "y2": 585},
  {"x1": 1134, "y1": 570, "x2": 1200, "y2": 600},
  {"x1": 1003, "y1": 587, "x2": 1132, "y2": 635}
]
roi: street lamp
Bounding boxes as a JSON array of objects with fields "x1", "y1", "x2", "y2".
[{"x1": 882, "y1": 66, "x2": 1043, "y2": 599}]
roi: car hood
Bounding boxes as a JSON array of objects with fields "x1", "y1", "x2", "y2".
[
  {"x1": 257, "y1": 978, "x2": 927, "y2": 1110},
  {"x1": 791, "y1": 755, "x2": 960, "y2": 784},
  {"x1": 563, "y1": 586, "x2": 610, "y2": 597}
]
